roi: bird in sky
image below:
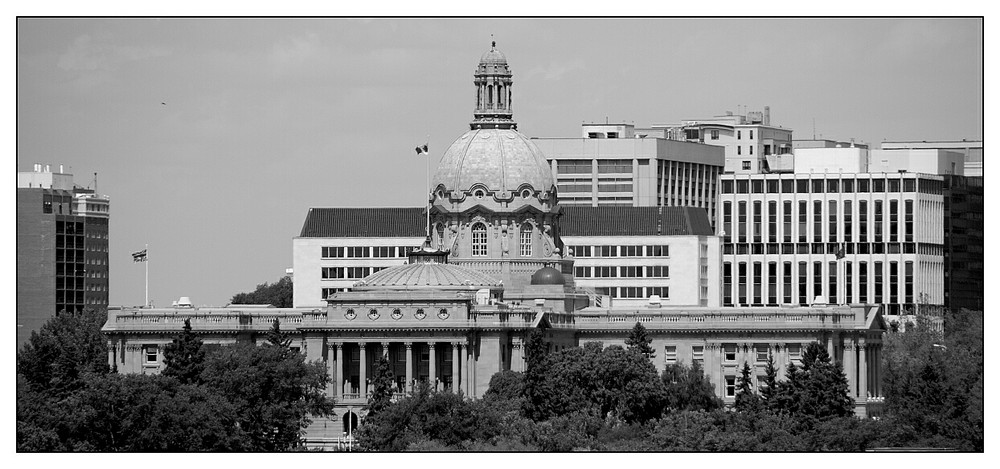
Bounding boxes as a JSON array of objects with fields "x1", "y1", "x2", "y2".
[{"x1": 161, "y1": 102, "x2": 166, "y2": 105}]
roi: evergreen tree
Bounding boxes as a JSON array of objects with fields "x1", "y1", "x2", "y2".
[
  {"x1": 366, "y1": 357, "x2": 396, "y2": 417},
  {"x1": 760, "y1": 352, "x2": 779, "y2": 405},
  {"x1": 771, "y1": 342, "x2": 853, "y2": 420},
  {"x1": 522, "y1": 327, "x2": 550, "y2": 420},
  {"x1": 734, "y1": 362, "x2": 761, "y2": 412},
  {"x1": 162, "y1": 319, "x2": 206, "y2": 385},
  {"x1": 266, "y1": 318, "x2": 292, "y2": 349},
  {"x1": 625, "y1": 321, "x2": 655, "y2": 358}
]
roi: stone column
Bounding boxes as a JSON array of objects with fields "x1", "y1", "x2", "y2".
[
  {"x1": 107, "y1": 340, "x2": 115, "y2": 371},
  {"x1": 452, "y1": 343, "x2": 460, "y2": 392},
  {"x1": 428, "y1": 342, "x2": 438, "y2": 391},
  {"x1": 511, "y1": 339, "x2": 523, "y2": 372},
  {"x1": 381, "y1": 341, "x2": 390, "y2": 358},
  {"x1": 844, "y1": 337, "x2": 856, "y2": 398},
  {"x1": 459, "y1": 342, "x2": 468, "y2": 396},
  {"x1": 711, "y1": 343, "x2": 723, "y2": 396},
  {"x1": 334, "y1": 343, "x2": 343, "y2": 400},
  {"x1": 858, "y1": 338, "x2": 868, "y2": 399},
  {"x1": 405, "y1": 342, "x2": 413, "y2": 393},
  {"x1": 874, "y1": 343, "x2": 882, "y2": 397},
  {"x1": 359, "y1": 342, "x2": 368, "y2": 397},
  {"x1": 827, "y1": 332, "x2": 835, "y2": 359}
]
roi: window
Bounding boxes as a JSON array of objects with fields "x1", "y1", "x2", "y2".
[
  {"x1": 768, "y1": 201, "x2": 777, "y2": 243},
  {"x1": 738, "y1": 263, "x2": 747, "y2": 305},
  {"x1": 346, "y1": 246, "x2": 370, "y2": 258},
  {"x1": 749, "y1": 146, "x2": 754, "y2": 155},
  {"x1": 322, "y1": 267, "x2": 345, "y2": 279},
  {"x1": 737, "y1": 130, "x2": 742, "y2": 140},
  {"x1": 520, "y1": 224, "x2": 533, "y2": 257},
  {"x1": 723, "y1": 262, "x2": 733, "y2": 306},
  {"x1": 692, "y1": 346, "x2": 704, "y2": 365},
  {"x1": 645, "y1": 265, "x2": 669, "y2": 277},
  {"x1": 736, "y1": 180, "x2": 749, "y2": 193},
  {"x1": 144, "y1": 345, "x2": 158, "y2": 365},
  {"x1": 783, "y1": 262, "x2": 792, "y2": 304},
  {"x1": 322, "y1": 288, "x2": 342, "y2": 299},
  {"x1": 798, "y1": 201, "x2": 807, "y2": 242},
  {"x1": 904, "y1": 200, "x2": 913, "y2": 242},
  {"x1": 768, "y1": 262, "x2": 777, "y2": 305},
  {"x1": 874, "y1": 261, "x2": 883, "y2": 303},
  {"x1": 647, "y1": 286, "x2": 669, "y2": 298},
  {"x1": 738, "y1": 146, "x2": 742, "y2": 156},
  {"x1": 889, "y1": 200, "x2": 898, "y2": 242},
  {"x1": 472, "y1": 223, "x2": 488, "y2": 256},
  {"x1": 874, "y1": 200, "x2": 884, "y2": 242},
  {"x1": 753, "y1": 201, "x2": 762, "y2": 243},
  {"x1": 741, "y1": 160, "x2": 751, "y2": 170},
  {"x1": 723, "y1": 201, "x2": 732, "y2": 242},
  {"x1": 904, "y1": 261, "x2": 914, "y2": 304},
  {"x1": 738, "y1": 202, "x2": 747, "y2": 243},
  {"x1": 711, "y1": 129, "x2": 719, "y2": 140},
  {"x1": 846, "y1": 262, "x2": 853, "y2": 304},
  {"x1": 749, "y1": 130, "x2": 754, "y2": 139},
  {"x1": 646, "y1": 245, "x2": 669, "y2": 257},
  {"x1": 813, "y1": 201, "x2": 822, "y2": 242},
  {"x1": 844, "y1": 200, "x2": 852, "y2": 243},
  {"x1": 725, "y1": 376, "x2": 737, "y2": 397},
  {"x1": 829, "y1": 200, "x2": 837, "y2": 242},
  {"x1": 813, "y1": 262, "x2": 823, "y2": 303},
  {"x1": 572, "y1": 245, "x2": 592, "y2": 257},
  {"x1": 752, "y1": 262, "x2": 762, "y2": 305},
  {"x1": 889, "y1": 262, "x2": 899, "y2": 304},
  {"x1": 665, "y1": 346, "x2": 677, "y2": 364},
  {"x1": 798, "y1": 261, "x2": 808, "y2": 305},
  {"x1": 829, "y1": 262, "x2": 838, "y2": 304},
  {"x1": 724, "y1": 344, "x2": 737, "y2": 362},
  {"x1": 722, "y1": 180, "x2": 734, "y2": 193},
  {"x1": 787, "y1": 344, "x2": 802, "y2": 362},
  {"x1": 755, "y1": 345, "x2": 769, "y2": 363}
]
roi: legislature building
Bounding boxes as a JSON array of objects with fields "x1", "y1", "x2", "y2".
[{"x1": 102, "y1": 42, "x2": 887, "y2": 448}]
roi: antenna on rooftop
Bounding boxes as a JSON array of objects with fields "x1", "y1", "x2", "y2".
[{"x1": 812, "y1": 118, "x2": 816, "y2": 140}]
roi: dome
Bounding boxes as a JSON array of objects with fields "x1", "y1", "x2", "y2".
[
  {"x1": 352, "y1": 261, "x2": 502, "y2": 291},
  {"x1": 479, "y1": 41, "x2": 508, "y2": 65},
  {"x1": 530, "y1": 266, "x2": 565, "y2": 285},
  {"x1": 432, "y1": 128, "x2": 554, "y2": 196}
]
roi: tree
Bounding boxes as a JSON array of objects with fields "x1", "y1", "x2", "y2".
[
  {"x1": 265, "y1": 318, "x2": 292, "y2": 349},
  {"x1": 230, "y1": 275, "x2": 293, "y2": 307},
  {"x1": 522, "y1": 327, "x2": 550, "y2": 420},
  {"x1": 484, "y1": 370, "x2": 525, "y2": 404},
  {"x1": 625, "y1": 321, "x2": 655, "y2": 358},
  {"x1": 17, "y1": 307, "x2": 110, "y2": 395},
  {"x1": 661, "y1": 361, "x2": 723, "y2": 412},
  {"x1": 162, "y1": 319, "x2": 206, "y2": 385},
  {"x1": 200, "y1": 342, "x2": 333, "y2": 450},
  {"x1": 771, "y1": 342, "x2": 853, "y2": 421},
  {"x1": 733, "y1": 362, "x2": 761, "y2": 412},
  {"x1": 760, "y1": 352, "x2": 779, "y2": 405},
  {"x1": 366, "y1": 357, "x2": 396, "y2": 417}
]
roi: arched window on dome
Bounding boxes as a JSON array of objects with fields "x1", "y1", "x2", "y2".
[
  {"x1": 487, "y1": 84, "x2": 493, "y2": 108},
  {"x1": 435, "y1": 223, "x2": 446, "y2": 249},
  {"x1": 520, "y1": 224, "x2": 533, "y2": 257},
  {"x1": 472, "y1": 223, "x2": 488, "y2": 257}
]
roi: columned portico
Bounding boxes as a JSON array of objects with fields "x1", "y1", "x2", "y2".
[
  {"x1": 429, "y1": 341, "x2": 437, "y2": 391},
  {"x1": 459, "y1": 342, "x2": 468, "y2": 395},
  {"x1": 858, "y1": 337, "x2": 867, "y2": 399},
  {"x1": 452, "y1": 342, "x2": 460, "y2": 392},
  {"x1": 359, "y1": 342, "x2": 368, "y2": 397},
  {"x1": 405, "y1": 342, "x2": 414, "y2": 391}
]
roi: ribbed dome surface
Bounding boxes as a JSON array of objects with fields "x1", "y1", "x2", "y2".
[
  {"x1": 480, "y1": 47, "x2": 507, "y2": 65},
  {"x1": 352, "y1": 262, "x2": 502, "y2": 291},
  {"x1": 432, "y1": 128, "x2": 554, "y2": 195}
]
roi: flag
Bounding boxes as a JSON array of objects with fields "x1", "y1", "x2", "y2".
[
  {"x1": 132, "y1": 249, "x2": 147, "y2": 262},
  {"x1": 415, "y1": 143, "x2": 429, "y2": 156},
  {"x1": 835, "y1": 244, "x2": 845, "y2": 260}
]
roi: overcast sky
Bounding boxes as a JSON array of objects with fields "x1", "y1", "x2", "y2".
[{"x1": 16, "y1": 18, "x2": 983, "y2": 307}]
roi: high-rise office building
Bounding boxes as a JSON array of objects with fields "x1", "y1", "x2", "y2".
[{"x1": 17, "y1": 165, "x2": 110, "y2": 346}]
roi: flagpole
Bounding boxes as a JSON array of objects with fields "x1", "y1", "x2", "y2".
[
  {"x1": 425, "y1": 134, "x2": 430, "y2": 241},
  {"x1": 145, "y1": 243, "x2": 149, "y2": 307}
]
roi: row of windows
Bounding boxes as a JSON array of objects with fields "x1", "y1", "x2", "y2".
[
  {"x1": 722, "y1": 242, "x2": 942, "y2": 256},
  {"x1": 721, "y1": 176, "x2": 941, "y2": 195},
  {"x1": 321, "y1": 266, "x2": 386, "y2": 280},
  {"x1": 574, "y1": 265, "x2": 669, "y2": 278},
  {"x1": 569, "y1": 245, "x2": 669, "y2": 258},
  {"x1": 322, "y1": 246, "x2": 417, "y2": 259},
  {"x1": 722, "y1": 199, "x2": 918, "y2": 244},
  {"x1": 592, "y1": 286, "x2": 669, "y2": 299},
  {"x1": 722, "y1": 260, "x2": 916, "y2": 306}
]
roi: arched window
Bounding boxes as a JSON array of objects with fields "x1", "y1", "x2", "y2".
[
  {"x1": 435, "y1": 223, "x2": 445, "y2": 247},
  {"x1": 472, "y1": 223, "x2": 488, "y2": 257},
  {"x1": 488, "y1": 84, "x2": 493, "y2": 108},
  {"x1": 520, "y1": 224, "x2": 533, "y2": 257}
]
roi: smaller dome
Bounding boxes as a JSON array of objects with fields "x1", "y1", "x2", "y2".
[
  {"x1": 480, "y1": 40, "x2": 507, "y2": 65},
  {"x1": 530, "y1": 266, "x2": 565, "y2": 285}
]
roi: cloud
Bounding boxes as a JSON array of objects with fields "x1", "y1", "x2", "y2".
[
  {"x1": 268, "y1": 33, "x2": 326, "y2": 69},
  {"x1": 523, "y1": 59, "x2": 587, "y2": 81},
  {"x1": 57, "y1": 34, "x2": 170, "y2": 72}
]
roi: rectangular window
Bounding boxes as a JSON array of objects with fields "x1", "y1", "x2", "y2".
[
  {"x1": 813, "y1": 262, "x2": 823, "y2": 304},
  {"x1": 889, "y1": 262, "x2": 899, "y2": 305},
  {"x1": 753, "y1": 201, "x2": 762, "y2": 243},
  {"x1": 665, "y1": 346, "x2": 677, "y2": 364},
  {"x1": 572, "y1": 245, "x2": 592, "y2": 257},
  {"x1": 692, "y1": 346, "x2": 704, "y2": 365},
  {"x1": 144, "y1": 345, "x2": 158, "y2": 365},
  {"x1": 889, "y1": 200, "x2": 898, "y2": 242},
  {"x1": 798, "y1": 261, "x2": 807, "y2": 305},
  {"x1": 783, "y1": 201, "x2": 792, "y2": 242},
  {"x1": 798, "y1": 201, "x2": 807, "y2": 242},
  {"x1": 738, "y1": 146, "x2": 742, "y2": 156},
  {"x1": 783, "y1": 262, "x2": 792, "y2": 304},
  {"x1": 737, "y1": 130, "x2": 742, "y2": 140},
  {"x1": 738, "y1": 202, "x2": 747, "y2": 243},
  {"x1": 752, "y1": 180, "x2": 763, "y2": 194},
  {"x1": 858, "y1": 179, "x2": 870, "y2": 193},
  {"x1": 812, "y1": 180, "x2": 824, "y2": 193},
  {"x1": 722, "y1": 180, "x2": 734, "y2": 194},
  {"x1": 813, "y1": 201, "x2": 822, "y2": 242},
  {"x1": 767, "y1": 180, "x2": 779, "y2": 193},
  {"x1": 787, "y1": 344, "x2": 802, "y2": 362},
  {"x1": 829, "y1": 200, "x2": 837, "y2": 242},
  {"x1": 888, "y1": 179, "x2": 900, "y2": 193},
  {"x1": 874, "y1": 261, "x2": 883, "y2": 304},
  {"x1": 874, "y1": 179, "x2": 885, "y2": 192},
  {"x1": 321, "y1": 267, "x2": 345, "y2": 279},
  {"x1": 741, "y1": 160, "x2": 750, "y2": 170},
  {"x1": 859, "y1": 261, "x2": 868, "y2": 303},
  {"x1": 781, "y1": 179, "x2": 794, "y2": 193},
  {"x1": 472, "y1": 225, "x2": 488, "y2": 256},
  {"x1": 723, "y1": 262, "x2": 733, "y2": 306},
  {"x1": 843, "y1": 179, "x2": 854, "y2": 193},
  {"x1": 859, "y1": 200, "x2": 868, "y2": 242},
  {"x1": 648, "y1": 286, "x2": 669, "y2": 299},
  {"x1": 768, "y1": 201, "x2": 777, "y2": 243},
  {"x1": 846, "y1": 262, "x2": 853, "y2": 304},
  {"x1": 904, "y1": 200, "x2": 914, "y2": 242},
  {"x1": 322, "y1": 287, "x2": 342, "y2": 299},
  {"x1": 322, "y1": 246, "x2": 345, "y2": 258},
  {"x1": 725, "y1": 376, "x2": 737, "y2": 397},
  {"x1": 827, "y1": 179, "x2": 839, "y2": 193},
  {"x1": 646, "y1": 245, "x2": 669, "y2": 257},
  {"x1": 749, "y1": 130, "x2": 754, "y2": 139},
  {"x1": 829, "y1": 262, "x2": 837, "y2": 304},
  {"x1": 645, "y1": 265, "x2": 669, "y2": 277},
  {"x1": 797, "y1": 179, "x2": 809, "y2": 193},
  {"x1": 755, "y1": 345, "x2": 769, "y2": 363},
  {"x1": 874, "y1": 200, "x2": 883, "y2": 242},
  {"x1": 723, "y1": 202, "x2": 732, "y2": 242},
  {"x1": 574, "y1": 266, "x2": 591, "y2": 278},
  {"x1": 737, "y1": 180, "x2": 749, "y2": 194},
  {"x1": 904, "y1": 261, "x2": 914, "y2": 304},
  {"x1": 738, "y1": 263, "x2": 747, "y2": 305},
  {"x1": 843, "y1": 200, "x2": 852, "y2": 243},
  {"x1": 768, "y1": 262, "x2": 777, "y2": 305},
  {"x1": 711, "y1": 129, "x2": 719, "y2": 140},
  {"x1": 724, "y1": 344, "x2": 737, "y2": 362},
  {"x1": 753, "y1": 262, "x2": 762, "y2": 305}
]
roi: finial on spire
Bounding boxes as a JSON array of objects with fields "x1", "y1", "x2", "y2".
[{"x1": 491, "y1": 34, "x2": 495, "y2": 50}]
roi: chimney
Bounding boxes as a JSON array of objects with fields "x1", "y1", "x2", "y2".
[{"x1": 764, "y1": 106, "x2": 771, "y2": 126}]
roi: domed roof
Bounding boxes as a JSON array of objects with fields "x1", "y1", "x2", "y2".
[
  {"x1": 432, "y1": 128, "x2": 554, "y2": 195},
  {"x1": 480, "y1": 42, "x2": 507, "y2": 65},
  {"x1": 530, "y1": 266, "x2": 565, "y2": 285},
  {"x1": 352, "y1": 261, "x2": 502, "y2": 291}
]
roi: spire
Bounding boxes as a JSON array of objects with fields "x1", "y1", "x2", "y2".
[{"x1": 472, "y1": 40, "x2": 515, "y2": 130}]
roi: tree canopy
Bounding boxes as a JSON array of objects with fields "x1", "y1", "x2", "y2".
[
  {"x1": 230, "y1": 275, "x2": 293, "y2": 307},
  {"x1": 162, "y1": 319, "x2": 206, "y2": 385},
  {"x1": 625, "y1": 321, "x2": 655, "y2": 358}
]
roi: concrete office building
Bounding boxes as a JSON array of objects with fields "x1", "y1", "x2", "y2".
[
  {"x1": 17, "y1": 165, "x2": 110, "y2": 346},
  {"x1": 881, "y1": 140, "x2": 983, "y2": 177},
  {"x1": 531, "y1": 123, "x2": 725, "y2": 226}
]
